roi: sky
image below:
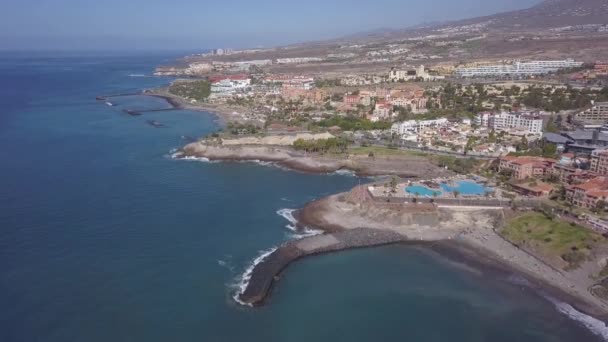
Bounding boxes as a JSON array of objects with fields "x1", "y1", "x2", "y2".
[{"x1": 0, "y1": 0, "x2": 541, "y2": 51}]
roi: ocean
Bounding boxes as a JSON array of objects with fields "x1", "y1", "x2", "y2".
[{"x1": 0, "y1": 51, "x2": 605, "y2": 342}]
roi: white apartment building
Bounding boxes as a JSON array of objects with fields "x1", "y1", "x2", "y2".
[
  {"x1": 389, "y1": 65, "x2": 443, "y2": 82},
  {"x1": 211, "y1": 79, "x2": 251, "y2": 93},
  {"x1": 276, "y1": 57, "x2": 323, "y2": 64},
  {"x1": 282, "y1": 79, "x2": 315, "y2": 91},
  {"x1": 575, "y1": 102, "x2": 608, "y2": 124},
  {"x1": 391, "y1": 118, "x2": 449, "y2": 134},
  {"x1": 456, "y1": 59, "x2": 583, "y2": 77},
  {"x1": 475, "y1": 112, "x2": 544, "y2": 134},
  {"x1": 371, "y1": 106, "x2": 392, "y2": 122}
]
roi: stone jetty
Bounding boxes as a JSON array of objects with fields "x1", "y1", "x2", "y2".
[{"x1": 238, "y1": 228, "x2": 407, "y2": 305}]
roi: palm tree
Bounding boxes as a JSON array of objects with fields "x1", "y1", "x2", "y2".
[
  {"x1": 431, "y1": 192, "x2": 438, "y2": 204},
  {"x1": 390, "y1": 176, "x2": 398, "y2": 194},
  {"x1": 453, "y1": 190, "x2": 460, "y2": 198}
]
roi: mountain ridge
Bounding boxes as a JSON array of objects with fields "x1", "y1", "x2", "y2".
[{"x1": 339, "y1": 0, "x2": 608, "y2": 43}]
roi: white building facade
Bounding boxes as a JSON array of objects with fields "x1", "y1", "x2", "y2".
[
  {"x1": 391, "y1": 118, "x2": 449, "y2": 134},
  {"x1": 475, "y1": 112, "x2": 544, "y2": 134},
  {"x1": 456, "y1": 59, "x2": 583, "y2": 77}
]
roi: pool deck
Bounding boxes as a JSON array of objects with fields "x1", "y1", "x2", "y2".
[{"x1": 369, "y1": 176, "x2": 500, "y2": 201}]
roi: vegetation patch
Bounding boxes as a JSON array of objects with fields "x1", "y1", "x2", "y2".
[
  {"x1": 432, "y1": 156, "x2": 479, "y2": 174},
  {"x1": 293, "y1": 137, "x2": 349, "y2": 153},
  {"x1": 501, "y1": 212, "x2": 605, "y2": 269},
  {"x1": 348, "y1": 146, "x2": 428, "y2": 157},
  {"x1": 169, "y1": 80, "x2": 211, "y2": 101}
]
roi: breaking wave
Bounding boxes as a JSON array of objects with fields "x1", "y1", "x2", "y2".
[
  {"x1": 333, "y1": 169, "x2": 356, "y2": 177},
  {"x1": 547, "y1": 296, "x2": 608, "y2": 340},
  {"x1": 169, "y1": 151, "x2": 217, "y2": 163},
  {"x1": 232, "y1": 247, "x2": 278, "y2": 306},
  {"x1": 237, "y1": 159, "x2": 275, "y2": 167},
  {"x1": 276, "y1": 208, "x2": 322, "y2": 237}
]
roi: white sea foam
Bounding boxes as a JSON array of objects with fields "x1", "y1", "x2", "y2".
[
  {"x1": 333, "y1": 169, "x2": 356, "y2": 177},
  {"x1": 277, "y1": 208, "x2": 298, "y2": 231},
  {"x1": 171, "y1": 153, "x2": 216, "y2": 163},
  {"x1": 235, "y1": 159, "x2": 275, "y2": 167},
  {"x1": 217, "y1": 256, "x2": 235, "y2": 272},
  {"x1": 276, "y1": 208, "x2": 322, "y2": 237},
  {"x1": 547, "y1": 297, "x2": 608, "y2": 340},
  {"x1": 128, "y1": 74, "x2": 146, "y2": 77},
  {"x1": 232, "y1": 247, "x2": 278, "y2": 306}
]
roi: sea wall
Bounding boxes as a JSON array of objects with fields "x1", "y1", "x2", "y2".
[{"x1": 238, "y1": 228, "x2": 408, "y2": 305}]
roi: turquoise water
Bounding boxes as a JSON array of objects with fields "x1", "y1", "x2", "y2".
[
  {"x1": 441, "y1": 180, "x2": 493, "y2": 196},
  {"x1": 406, "y1": 185, "x2": 442, "y2": 196},
  {"x1": 0, "y1": 51, "x2": 604, "y2": 342},
  {"x1": 406, "y1": 180, "x2": 492, "y2": 196}
]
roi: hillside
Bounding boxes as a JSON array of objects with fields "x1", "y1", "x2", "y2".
[{"x1": 456, "y1": 0, "x2": 608, "y2": 30}]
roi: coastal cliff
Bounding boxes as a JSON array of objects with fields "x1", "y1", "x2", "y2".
[{"x1": 178, "y1": 141, "x2": 453, "y2": 178}]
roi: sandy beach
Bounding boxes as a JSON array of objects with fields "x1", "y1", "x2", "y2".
[{"x1": 293, "y1": 190, "x2": 608, "y2": 320}]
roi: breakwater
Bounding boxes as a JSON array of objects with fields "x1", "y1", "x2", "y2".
[
  {"x1": 95, "y1": 92, "x2": 142, "y2": 100},
  {"x1": 237, "y1": 228, "x2": 408, "y2": 306}
]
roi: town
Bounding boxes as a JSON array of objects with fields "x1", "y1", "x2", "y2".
[{"x1": 156, "y1": 53, "x2": 608, "y2": 233}]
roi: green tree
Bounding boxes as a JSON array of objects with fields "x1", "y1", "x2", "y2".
[
  {"x1": 518, "y1": 136, "x2": 529, "y2": 151},
  {"x1": 545, "y1": 114, "x2": 559, "y2": 133},
  {"x1": 488, "y1": 130, "x2": 497, "y2": 143},
  {"x1": 595, "y1": 200, "x2": 607, "y2": 214},
  {"x1": 390, "y1": 176, "x2": 398, "y2": 193},
  {"x1": 542, "y1": 143, "x2": 557, "y2": 158}
]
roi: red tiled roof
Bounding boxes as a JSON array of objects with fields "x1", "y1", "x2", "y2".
[
  {"x1": 571, "y1": 177, "x2": 608, "y2": 192},
  {"x1": 501, "y1": 156, "x2": 555, "y2": 167}
]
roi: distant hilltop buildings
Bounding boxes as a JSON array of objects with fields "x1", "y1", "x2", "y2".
[
  {"x1": 210, "y1": 48, "x2": 234, "y2": 56},
  {"x1": 455, "y1": 59, "x2": 583, "y2": 77},
  {"x1": 389, "y1": 65, "x2": 445, "y2": 82}
]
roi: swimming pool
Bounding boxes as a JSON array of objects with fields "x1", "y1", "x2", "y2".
[
  {"x1": 441, "y1": 180, "x2": 493, "y2": 195},
  {"x1": 405, "y1": 185, "x2": 442, "y2": 197},
  {"x1": 405, "y1": 180, "x2": 492, "y2": 197}
]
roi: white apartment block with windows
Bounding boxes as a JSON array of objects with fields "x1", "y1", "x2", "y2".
[
  {"x1": 456, "y1": 59, "x2": 583, "y2": 77},
  {"x1": 576, "y1": 102, "x2": 608, "y2": 124},
  {"x1": 475, "y1": 112, "x2": 543, "y2": 134},
  {"x1": 391, "y1": 118, "x2": 449, "y2": 134}
]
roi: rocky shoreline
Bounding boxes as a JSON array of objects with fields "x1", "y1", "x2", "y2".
[
  {"x1": 144, "y1": 89, "x2": 249, "y2": 125},
  {"x1": 237, "y1": 202, "x2": 608, "y2": 322},
  {"x1": 295, "y1": 192, "x2": 608, "y2": 320},
  {"x1": 234, "y1": 189, "x2": 608, "y2": 332},
  {"x1": 155, "y1": 89, "x2": 608, "y2": 324},
  {"x1": 177, "y1": 142, "x2": 454, "y2": 178}
]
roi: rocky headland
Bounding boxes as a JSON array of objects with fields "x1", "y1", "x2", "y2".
[{"x1": 177, "y1": 139, "x2": 454, "y2": 178}]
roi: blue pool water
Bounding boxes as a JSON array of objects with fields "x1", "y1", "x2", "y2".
[
  {"x1": 441, "y1": 180, "x2": 493, "y2": 195},
  {"x1": 405, "y1": 185, "x2": 442, "y2": 197},
  {"x1": 406, "y1": 180, "x2": 492, "y2": 196}
]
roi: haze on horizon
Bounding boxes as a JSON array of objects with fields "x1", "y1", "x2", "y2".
[{"x1": 0, "y1": 0, "x2": 540, "y2": 51}]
